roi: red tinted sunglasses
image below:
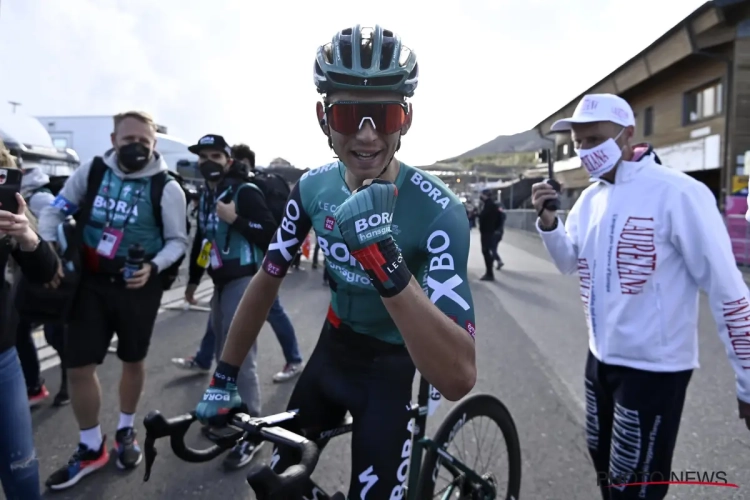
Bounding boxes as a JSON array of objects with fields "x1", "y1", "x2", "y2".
[{"x1": 325, "y1": 101, "x2": 408, "y2": 136}]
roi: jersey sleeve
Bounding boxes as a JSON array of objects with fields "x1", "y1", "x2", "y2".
[
  {"x1": 261, "y1": 181, "x2": 313, "y2": 278},
  {"x1": 421, "y1": 203, "x2": 476, "y2": 338}
]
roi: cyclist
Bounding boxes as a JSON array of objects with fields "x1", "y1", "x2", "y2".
[{"x1": 196, "y1": 24, "x2": 477, "y2": 499}]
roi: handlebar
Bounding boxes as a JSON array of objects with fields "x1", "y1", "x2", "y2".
[{"x1": 143, "y1": 410, "x2": 320, "y2": 500}]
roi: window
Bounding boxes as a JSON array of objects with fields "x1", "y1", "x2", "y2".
[
  {"x1": 644, "y1": 106, "x2": 654, "y2": 137},
  {"x1": 684, "y1": 81, "x2": 724, "y2": 123},
  {"x1": 52, "y1": 138, "x2": 68, "y2": 149},
  {"x1": 556, "y1": 143, "x2": 567, "y2": 160}
]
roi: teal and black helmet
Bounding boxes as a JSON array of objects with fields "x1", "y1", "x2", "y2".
[{"x1": 314, "y1": 25, "x2": 419, "y2": 97}]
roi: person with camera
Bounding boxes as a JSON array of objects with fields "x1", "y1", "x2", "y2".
[
  {"x1": 13, "y1": 166, "x2": 68, "y2": 407},
  {"x1": 185, "y1": 134, "x2": 278, "y2": 469},
  {"x1": 0, "y1": 140, "x2": 59, "y2": 500}
]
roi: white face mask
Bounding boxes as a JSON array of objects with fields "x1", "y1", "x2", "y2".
[{"x1": 576, "y1": 129, "x2": 624, "y2": 179}]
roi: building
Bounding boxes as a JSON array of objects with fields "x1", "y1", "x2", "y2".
[{"x1": 533, "y1": 0, "x2": 750, "y2": 211}]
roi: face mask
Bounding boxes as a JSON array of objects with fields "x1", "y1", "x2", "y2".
[
  {"x1": 576, "y1": 130, "x2": 624, "y2": 179},
  {"x1": 118, "y1": 143, "x2": 151, "y2": 172},
  {"x1": 199, "y1": 160, "x2": 225, "y2": 181}
]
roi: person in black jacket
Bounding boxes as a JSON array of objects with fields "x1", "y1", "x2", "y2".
[
  {"x1": 478, "y1": 189, "x2": 501, "y2": 281},
  {"x1": 184, "y1": 134, "x2": 277, "y2": 470},
  {"x1": 0, "y1": 143, "x2": 59, "y2": 500}
]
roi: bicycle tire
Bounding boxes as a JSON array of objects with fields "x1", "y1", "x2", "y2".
[{"x1": 416, "y1": 393, "x2": 522, "y2": 500}]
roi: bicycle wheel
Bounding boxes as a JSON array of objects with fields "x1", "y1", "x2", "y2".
[{"x1": 416, "y1": 393, "x2": 521, "y2": 500}]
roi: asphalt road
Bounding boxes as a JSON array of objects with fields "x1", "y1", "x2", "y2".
[{"x1": 26, "y1": 228, "x2": 750, "y2": 500}]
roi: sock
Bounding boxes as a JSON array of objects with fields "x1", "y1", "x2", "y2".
[
  {"x1": 80, "y1": 425, "x2": 103, "y2": 451},
  {"x1": 118, "y1": 412, "x2": 135, "y2": 431}
]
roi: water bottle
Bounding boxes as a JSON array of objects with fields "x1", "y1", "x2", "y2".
[{"x1": 123, "y1": 244, "x2": 145, "y2": 280}]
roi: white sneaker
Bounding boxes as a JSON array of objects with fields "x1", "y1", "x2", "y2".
[
  {"x1": 272, "y1": 363, "x2": 304, "y2": 383},
  {"x1": 171, "y1": 356, "x2": 211, "y2": 372}
]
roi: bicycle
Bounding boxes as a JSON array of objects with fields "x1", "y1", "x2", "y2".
[{"x1": 143, "y1": 376, "x2": 522, "y2": 499}]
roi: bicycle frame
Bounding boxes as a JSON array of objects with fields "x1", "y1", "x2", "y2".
[{"x1": 404, "y1": 377, "x2": 497, "y2": 499}]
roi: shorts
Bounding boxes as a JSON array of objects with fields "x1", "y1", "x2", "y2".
[
  {"x1": 272, "y1": 320, "x2": 416, "y2": 499},
  {"x1": 65, "y1": 273, "x2": 163, "y2": 368}
]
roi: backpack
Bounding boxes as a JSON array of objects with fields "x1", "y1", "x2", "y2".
[
  {"x1": 151, "y1": 169, "x2": 192, "y2": 290},
  {"x1": 249, "y1": 171, "x2": 290, "y2": 226}
]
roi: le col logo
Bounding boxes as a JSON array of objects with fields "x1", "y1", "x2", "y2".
[
  {"x1": 410, "y1": 172, "x2": 450, "y2": 210},
  {"x1": 425, "y1": 230, "x2": 470, "y2": 311},
  {"x1": 318, "y1": 201, "x2": 338, "y2": 214},
  {"x1": 93, "y1": 195, "x2": 139, "y2": 217},
  {"x1": 355, "y1": 212, "x2": 392, "y2": 233}
]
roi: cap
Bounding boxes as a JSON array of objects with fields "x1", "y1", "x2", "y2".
[
  {"x1": 188, "y1": 134, "x2": 232, "y2": 157},
  {"x1": 550, "y1": 94, "x2": 635, "y2": 132}
]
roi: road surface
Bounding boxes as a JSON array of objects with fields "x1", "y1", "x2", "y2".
[{"x1": 28, "y1": 229, "x2": 750, "y2": 500}]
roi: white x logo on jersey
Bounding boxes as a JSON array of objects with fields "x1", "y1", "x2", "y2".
[
  {"x1": 268, "y1": 233, "x2": 299, "y2": 261},
  {"x1": 427, "y1": 275, "x2": 470, "y2": 311}
]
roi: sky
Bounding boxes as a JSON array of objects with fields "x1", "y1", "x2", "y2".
[{"x1": 0, "y1": 0, "x2": 707, "y2": 169}]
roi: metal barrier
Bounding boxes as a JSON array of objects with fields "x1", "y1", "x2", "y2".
[{"x1": 505, "y1": 209, "x2": 750, "y2": 267}]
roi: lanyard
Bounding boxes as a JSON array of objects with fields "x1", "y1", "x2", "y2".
[
  {"x1": 200, "y1": 186, "x2": 233, "y2": 252},
  {"x1": 104, "y1": 170, "x2": 147, "y2": 231}
]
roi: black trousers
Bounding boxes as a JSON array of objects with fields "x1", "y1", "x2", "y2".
[
  {"x1": 480, "y1": 232, "x2": 495, "y2": 276},
  {"x1": 584, "y1": 351, "x2": 692, "y2": 499}
]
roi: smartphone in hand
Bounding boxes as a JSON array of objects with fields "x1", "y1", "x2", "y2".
[{"x1": 0, "y1": 168, "x2": 24, "y2": 214}]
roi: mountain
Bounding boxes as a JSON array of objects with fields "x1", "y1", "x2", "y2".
[{"x1": 442, "y1": 129, "x2": 554, "y2": 162}]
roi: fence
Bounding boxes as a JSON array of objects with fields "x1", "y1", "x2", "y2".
[{"x1": 504, "y1": 209, "x2": 750, "y2": 267}]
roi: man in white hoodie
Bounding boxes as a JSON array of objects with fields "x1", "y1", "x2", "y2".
[{"x1": 532, "y1": 93, "x2": 750, "y2": 500}]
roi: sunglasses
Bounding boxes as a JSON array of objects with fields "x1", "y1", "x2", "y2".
[{"x1": 325, "y1": 101, "x2": 409, "y2": 136}]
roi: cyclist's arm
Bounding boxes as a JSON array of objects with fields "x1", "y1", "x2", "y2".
[
  {"x1": 671, "y1": 181, "x2": 750, "y2": 404},
  {"x1": 219, "y1": 182, "x2": 312, "y2": 367},
  {"x1": 384, "y1": 203, "x2": 476, "y2": 401}
]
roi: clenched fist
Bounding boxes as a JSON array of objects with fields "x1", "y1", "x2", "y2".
[{"x1": 531, "y1": 181, "x2": 559, "y2": 228}]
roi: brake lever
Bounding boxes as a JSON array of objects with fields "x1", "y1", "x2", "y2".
[{"x1": 144, "y1": 435, "x2": 157, "y2": 482}]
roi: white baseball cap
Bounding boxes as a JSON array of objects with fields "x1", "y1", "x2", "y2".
[{"x1": 550, "y1": 93, "x2": 635, "y2": 132}]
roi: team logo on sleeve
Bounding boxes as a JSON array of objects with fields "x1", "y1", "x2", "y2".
[{"x1": 324, "y1": 216, "x2": 335, "y2": 231}]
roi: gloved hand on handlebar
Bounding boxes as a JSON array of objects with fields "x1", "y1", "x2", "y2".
[{"x1": 196, "y1": 361, "x2": 243, "y2": 426}]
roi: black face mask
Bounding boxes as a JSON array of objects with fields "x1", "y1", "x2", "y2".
[
  {"x1": 199, "y1": 160, "x2": 225, "y2": 182},
  {"x1": 118, "y1": 143, "x2": 151, "y2": 172}
]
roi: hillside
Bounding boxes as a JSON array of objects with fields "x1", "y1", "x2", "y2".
[{"x1": 442, "y1": 129, "x2": 553, "y2": 162}]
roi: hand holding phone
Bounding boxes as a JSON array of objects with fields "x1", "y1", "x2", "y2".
[{"x1": 0, "y1": 168, "x2": 24, "y2": 215}]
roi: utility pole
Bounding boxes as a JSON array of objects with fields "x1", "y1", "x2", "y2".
[{"x1": 8, "y1": 101, "x2": 21, "y2": 114}]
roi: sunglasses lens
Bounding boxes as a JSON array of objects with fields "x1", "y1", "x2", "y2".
[{"x1": 327, "y1": 103, "x2": 406, "y2": 135}]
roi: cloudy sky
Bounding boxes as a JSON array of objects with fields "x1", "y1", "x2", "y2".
[{"x1": 0, "y1": 0, "x2": 704, "y2": 168}]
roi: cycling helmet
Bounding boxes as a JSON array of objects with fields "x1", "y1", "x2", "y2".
[{"x1": 314, "y1": 25, "x2": 419, "y2": 97}]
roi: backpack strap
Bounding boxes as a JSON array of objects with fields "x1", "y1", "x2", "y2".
[
  {"x1": 150, "y1": 171, "x2": 169, "y2": 231},
  {"x1": 67, "y1": 156, "x2": 108, "y2": 260},
  {"x1": 78, "y1": 157, "x2": 108, "y2": 226}
]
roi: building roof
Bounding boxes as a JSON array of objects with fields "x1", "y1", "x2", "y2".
[{"x1": 533, "y1": 1, "x2": 716, "y2": 132}]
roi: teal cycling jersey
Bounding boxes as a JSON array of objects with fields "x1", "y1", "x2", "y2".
[{"x1": 262, "y1": 162, "x2": 475, "y2": 344}]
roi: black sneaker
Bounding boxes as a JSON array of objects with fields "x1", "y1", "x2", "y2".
[
  {"x1": 54, "y1": 388, "x2": 70, "y2": 407},
  {"x1": 222, "y1": 441, "x2": 263, "y2": 470},
  {"x1": 480, "y1": 274, "x2": 495, "y2": 281},
  {"x1": 46, "y1": 439, "x2": 109, "y2": 490},
  {"x1": 114, "y1": 427, "x2": 142, "y2": 469}
]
